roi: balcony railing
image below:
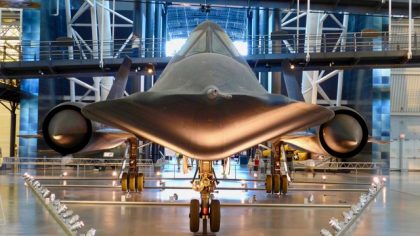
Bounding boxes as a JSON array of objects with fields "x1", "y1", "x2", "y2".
[{"x1": 0, "y1": 31, "x2": 418, "y2": 62}]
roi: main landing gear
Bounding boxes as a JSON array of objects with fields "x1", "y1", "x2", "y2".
[
  {"x1": 265, "y1": 141, "x2": 289, "y2": 195},
  {"x1": 120, "y1": 137, "x2": 144, "y2": 193},
  {"x1": 189, "y1": 160, "x2": 221, "y2": 233},
  {"x1": 265, "y1": 174, "x2": 288, "y2": 194}
]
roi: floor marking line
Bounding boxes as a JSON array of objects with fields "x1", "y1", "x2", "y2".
[{"x1": 60, "y1": 200, "x2": 352, "y2": 208}]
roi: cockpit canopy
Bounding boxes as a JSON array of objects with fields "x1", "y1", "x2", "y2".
[{"x1": 169, "y1": 21, "x2": 247, "y2": 66}]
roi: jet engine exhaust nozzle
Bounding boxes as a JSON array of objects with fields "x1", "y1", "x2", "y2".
[
  {"x1": 318, "y1": 107, "x2": 369, "y2": 158},
  {"x1": 42, "y1": 103, "x2": 92, "y2": 155}
]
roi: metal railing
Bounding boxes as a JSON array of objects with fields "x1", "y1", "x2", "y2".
[
  {"x1": 1, "y1": 157, "x2": 154, "y2": 168},
  {"x1": 1, "y1": 156, "x2": 384, "y2": 179},
  {"x1": 1, "y1": 31, "x2": 418, "y2": 62}
]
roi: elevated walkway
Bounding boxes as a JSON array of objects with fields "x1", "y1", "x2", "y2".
[
  {"x1": 1, "y1": 31, "x2": 419, "y2": 78},
  {"x1": 159, "y1": 0, "x2": 420, "y2": 16}
]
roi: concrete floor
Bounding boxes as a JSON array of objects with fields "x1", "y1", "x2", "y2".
[
  {"x1": 0, "y1": 175, "x2": 66, "y2": 235},
  {"x1": 1, "y1": 163, "x2": 418, "y2": 236},
  {"x1": 348, "y1": 172, "x2": 420, "y2": 236}
]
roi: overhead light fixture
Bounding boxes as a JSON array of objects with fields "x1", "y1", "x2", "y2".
[
  {"x1": 290, "y1": 63, "x2": 295, "y2": 70},
  {"x1": 200, "y1": 4, "x2": 211, "y2": 13},
  {"x1": 373, "y1": 176, "x2": 380, "y2": 185},
  {"x1": 145, "y1": 64, "x2": 155, "y2": 75},
  {"x1": 2, "y1": 18, "x2": 17, "y2": 23}
]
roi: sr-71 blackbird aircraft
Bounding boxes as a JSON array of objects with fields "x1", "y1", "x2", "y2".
[{"x1": 41, "y1": 21, "x2": 368, "y2": 233}]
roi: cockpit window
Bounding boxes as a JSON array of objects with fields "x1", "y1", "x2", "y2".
[
  {"x1": 186, "y1": 32, "x2": 207, "y2": 56},
  {"x1": 177, "y1": 30, "x2": 204, "y2": 56},
  {"x1": 174, "y1": 24, "x2": 242, "y2": 60},
  {"x1": 214, "y1": 30, "x2": 240, "y2": 57},
  {"x1": 211, "y1": 32, "x2": 232, "y2": 57}
]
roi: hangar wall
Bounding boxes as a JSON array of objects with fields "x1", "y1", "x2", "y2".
[
  {"x1": 0, "y1": 106, "x2": 20, "y2": 157},
  {"x1": 389, "y1": 19, "x2": 420, "y2": 171},
  {"x1": 18, "y1": 4, "x2": 40, "y2": 158},
  {"x1": 390, "y1": 68, "x2": 420, "y2": 170}
]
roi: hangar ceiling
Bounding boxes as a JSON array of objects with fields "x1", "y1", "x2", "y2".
[{"x1": 167, "y1": 6, "x2": 247, "y2": 40}]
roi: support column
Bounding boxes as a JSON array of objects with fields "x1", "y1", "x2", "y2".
[
  {"x1": 132, "y1": 0, "x2": 142, "y2": 57},
  {"x1": 90, "y1": 2, "x2": 99, "y2": 59},
  {"x1": 151, "y1": 143, "x2": 158, "y2": 163},
  {"x1": 162, "y1": 4, "x2": 167, "y2": 57},
  {"x1": 97, "y1": 0, "x2": 113, "y2": 100},
  {"x1": 302, "y1": 12, "x2": 323, "y2": 104},
  {"x1": 337, "y1": 14, "x2": 349, "y2": 106},
  {"x1": 154, "y1": 2, "x2": 162, "y2": 58},
  {"x1": 152, "y1": 1, "x2": 162, "y2": 118},
  {"x1": 93, "y1": 77, "x2": 101, "y2": 102},
  {"x1": 251, "y1": 8, "x2": 259, "y2": 55},
  {"x1": 271, "y1": 8, "x2": 282, "y2": 94},
  {"x1": 259, "y1": 8, "x2": 269, "y2": 90},
  {"x1": 65, "y1": 0, "x2": 76, "y2": 102},
  {"x1": 9, "y1": 102, "x2": 17, "y2": 157},
  {"x1": 247, "y1": 9, "x2": 253, "y2": 55},
  {"x1": 144, "y1": 0, "x2": 155, "y2": 91},
  {"x1": 131, "y1": 0, "x2": 144, "y2": 93},
  {"x1": 64, "y1": 0, "x2": 74, "y2": 60}
]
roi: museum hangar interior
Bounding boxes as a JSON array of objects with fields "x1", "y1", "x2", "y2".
[{"x1": 1, "y1": 0, "x2": 420, "y2": 235}]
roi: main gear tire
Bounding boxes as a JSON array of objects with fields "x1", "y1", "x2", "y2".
[
  {"x1": 189, "y1": 199, "x2": 200, "y2": 232},
  {"x1": 129, "y1": 173, "x2": 136, "y2": 192},
  {"x1": 121, "y1": 172, "x2": 128, "y2": 192},
  {"x1": 210, "y1": 199, "x2": 221, "y2": 232},
  {"x1": 136, "y1": 173, "x2": 144, "y2": 192},
  {"x1": 281, "y1": 175, "x2": 288, "y2": 194},
  {"x1": 273, "y1": 174, "x2": 281, "y2": 194},
  {"x1": 265, "y1": 174, "x2": 273, "y2": 193}
]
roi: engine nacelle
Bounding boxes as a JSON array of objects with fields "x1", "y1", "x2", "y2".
[
  {"x1": 43, "y1": 102, "x2": 133, "y2": 155},
  {"x1": 42, "y1": 102, "x2": 94, "y2": 155},
  {"x1": 317, "y1": 106, "x2": 368, "y2": 158}
]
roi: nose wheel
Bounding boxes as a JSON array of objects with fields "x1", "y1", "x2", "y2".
[
  {"x1": 189, "y1": 160, "x2": 221, "y2": 233},
  {"x1": 189, "y1": 198, "x2": 221, "y2": 233}
]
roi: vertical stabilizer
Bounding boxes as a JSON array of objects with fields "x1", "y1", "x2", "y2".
[
  {"x1": 281, "y1": 60, "x2": 304, "y2": 101},
  {"x1": 106, "y1": 56, "x2": 132, "y2": 100}
]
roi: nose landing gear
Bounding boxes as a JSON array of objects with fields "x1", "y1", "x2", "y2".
[{"x1": 189, "y1": 160, "x2": 221, "y2": 233}]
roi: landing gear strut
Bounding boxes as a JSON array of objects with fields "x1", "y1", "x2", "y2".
[
  {"x1": 265, "y1": 142, "x2": 289, "y2": 195},
  {"x1": 120, "y1": 137, "x2": 144, "y2": 192},
  {"x1": 189, "y1": 160, "x2": 221, "y2": 233}
]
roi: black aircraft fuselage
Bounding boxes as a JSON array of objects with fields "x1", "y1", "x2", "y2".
[{"x1": 81, "y1": 21, "x2": 335, "y2": 160}]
